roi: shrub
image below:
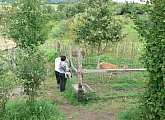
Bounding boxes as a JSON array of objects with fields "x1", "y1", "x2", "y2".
[
  {"x1": 16, "y1": 51, "x2": 46, "y2": 102},
  {"x1": 61, "y1": 2, "x2": 87, "y2": 18},
  {"x1": 45, "y1": 48, "x2": 58, "y2": 64}
]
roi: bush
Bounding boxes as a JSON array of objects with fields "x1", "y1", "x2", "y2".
[
  {"x1": 61, "y1": 2, "x2": 87, "y2": 18},
  {"x1": 45, "y1": 48, "x2": 58, "y2": 64},
  {"x1": 57, "y1": 4, "x2": 66, "y2": 11},
  {"x1": 4, "y1": 100, "x2": 66, "y2": 120},
  {"x1": 115, "y1": 3, "x2": 145, "y2": 15},
  {"x1": 44, "y1": 5, "x2": 62, "y2": 21},
  {"x1": 16, "y1": 51, "x2": 47, "y2": 102}
]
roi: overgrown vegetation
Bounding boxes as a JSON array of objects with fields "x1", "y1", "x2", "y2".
[
  {"x1": 1, "y1": 0, "x2": 58, "y2": 119},
  {"x1": 130, "y1": 0, "x2": 165, "y2": 119},
  {"x1": 0, "y1": 51, "x2": 13, "y2": 119},
  {"x1": 0, "y1": 64, "x2": 8, "y2": 119},
  {"x1": 15, "y1": 51, "x2": 46, "y2": 102},
  {"x1": 118, "y1": 106, "x2": 144, "y2": 120},
  {"x1": 4, "y1": 100, "x2": 66, "y2": 120}
]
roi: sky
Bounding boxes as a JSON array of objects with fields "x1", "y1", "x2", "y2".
[{"x1": 112, "y1": 0, "x2": 146, "y2": 4}]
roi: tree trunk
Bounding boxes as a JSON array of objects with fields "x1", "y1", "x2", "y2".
[
  {"x1": 77, "y1": 48, "x2": 84, "y2": 102},
  {"x1": 96, "y1": 43, "x2": 101, "y2": 69}
]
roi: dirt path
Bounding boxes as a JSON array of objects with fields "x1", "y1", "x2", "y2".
[
  {"x1": 9, "y1": 80, "x2": 116, "y2": 120},
  {"x1": 59, "y1": 102, "x2": 116, "y2": 120},
  {"x1": 41, "y1": 78, "x2": 117, "y2": 120}
]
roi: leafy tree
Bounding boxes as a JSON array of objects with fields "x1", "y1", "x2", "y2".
[
  {"x1": 0, "y1": 52, "x2": 11, "y2": 119},
  {"x1": 0, "y1": 64, "x2": 7, "y2": 120},
  {"x1": 61, "y1": 1, "x2": 87, "y2": 18},
  {"x1": 130, "y1": 0, "x2": 165, "y2": 119},
  {"x1": 16, "y1": 51, "x2": 46, "y2": 102},
  {"x1": 75, "y1": 0, "x2": 123, "y2": 68},
  {"x1": 8, "y1": 0, "x2": 49, "y2": 50},
  {"x1": 1, "y1": 0, "x2": 49, "y2": 103}
]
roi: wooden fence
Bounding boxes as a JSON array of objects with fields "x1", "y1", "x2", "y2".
[{"x1": 52, "y1": 41, "x2": 147, "y2": 102}]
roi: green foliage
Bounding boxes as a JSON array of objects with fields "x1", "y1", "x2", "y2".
[
  {"x1": 44, "y1": 48, "x2": 58, "y2": 77},
  {"x1": 83, "y1": 92, "x2": 100, "y2": 103},
  {"x1": 0, "y1": 52, "x2": 12, "y2": 119},
  {"x1": 57, "y1": 4, "x2": 66, "y2": 11},
  {"x1": 62, "y1": 79, "x2": 78, "y2": 105},
  {"x1": 61, "y1": 2, "x2": 87, "y2": 18},
  {"x1": 62, "y1": 77, "x2": 100, "y2": 104},
  {"x1": 75, "y1": 0, "x2": 124, "y2": 68},
  {"x1": 16, "y1": 51, "x2": 46, "y2": 102},
  {"x1": 115, "y1": 3, "x2": 146, "y2": 15},
  {"x1": 51, "y1": 20, "x2": 69, "y2": 38},
  {"x1": 44, "y1": 5, "x2": 62, "y2": 21},
  {"x1": 6, "y1": 0, "x2": 49, "y2": 49},
  {"x1": 130, "y1": 0, "x2": 165, "y2": 119},
  {"x1": 75, "y1": 0, "x2": 123, "y2": 45},
  {"x1": 62, "y1": 4, "x2": 77, "y2": 18},
  {"x1": 44, "y1": 48, "x2": 58, "y2": 63},
  {"x1": 0, "y1": 80, "x2": 8, "y2": 119},
  {"x1": 118, "y1": 106, "x2": 144, "y2": 120},
  {"x1": 4, "y1": 100, "x2": 66, "y2": 120}
]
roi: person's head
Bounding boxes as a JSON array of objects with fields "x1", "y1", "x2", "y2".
[{"x1": 61, "y1": 55, "x2": 66, "y2": 61}]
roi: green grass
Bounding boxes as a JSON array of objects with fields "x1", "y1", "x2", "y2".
[
  {"x1": 62, "y1": 77, "x2": 79, "y2": 105},
  {"x1": 118, "y1": 105, "x2": 144, "y2": 120},
  {"x1": 4, "y1": 100, "x2": 66, "y2": 120}
]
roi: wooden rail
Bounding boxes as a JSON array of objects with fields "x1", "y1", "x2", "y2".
[{"x1": 82, "y1": 69, "x2": 146, "y2": 73}]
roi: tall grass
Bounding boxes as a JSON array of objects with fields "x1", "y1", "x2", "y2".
[
  {"x1": 118, "y1": 106, "x2": 144, "y2": 120},
  {"x1": 4, "y1": 100, "x2": 66, "y2": 120}
]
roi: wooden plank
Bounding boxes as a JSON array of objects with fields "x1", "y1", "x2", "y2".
[{"x1": 82, "y1": 69, "x2": 146, "y2": 73}]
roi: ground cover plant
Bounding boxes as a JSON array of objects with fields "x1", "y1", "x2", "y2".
[{"x1": 4, "y1": 100, "x2": 66, "y2": 120}]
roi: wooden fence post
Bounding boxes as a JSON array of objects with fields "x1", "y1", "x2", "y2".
[
  {"x1": 77, "y1": 48, "x2": 84, "y2": 102},
  {"x1": 57, "y1": 41, "x2": 61, "y2": 54},
  {"x1": 68, "y1": 47, "x2": 72, "y2": 68}
]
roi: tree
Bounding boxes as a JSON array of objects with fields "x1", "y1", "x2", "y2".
[
  {"x1": 0, "y1": 60, "x2": 8, "y2": 119},
  {"x1": 16, "y1": 51, "x2": 46, "y2": 102},
  {"x1": 0, "y1": 52, "x2": 11, "y2": 119},
  {"x1": 75, "y1": 0, "x2": 123, "y2": 69},
  {"x1": 8, "y1": 0, "x2": 49, "y2": 50},
  {"x1": 1, "y1": 0, "x2": 49, "y2": 103},
  {"x1": 130, "y1": 0, "x2": 165, "y2": 119}
]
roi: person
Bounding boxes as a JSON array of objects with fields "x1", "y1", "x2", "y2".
[
  {"x1": 54, "y1": 55, "x2": 61, "y2": 88},
  {"x1": 59, "y1": 55, "x2": 69, "y2": 92}
]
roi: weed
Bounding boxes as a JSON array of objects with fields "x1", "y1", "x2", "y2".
[
  {"x1": 118, "y1": 105, "x2": 144, "y2": 120},
  {"x1": 4, "y1": 100, "x2": 66, "y2": 120}
]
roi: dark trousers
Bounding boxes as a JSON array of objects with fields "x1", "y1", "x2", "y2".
[
  {"x1": 59, "y1": 73, "x2": 67, "y2": 92},
  {"x1": 55, "y1": 71, "x2": 60, "y2": 85}
]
